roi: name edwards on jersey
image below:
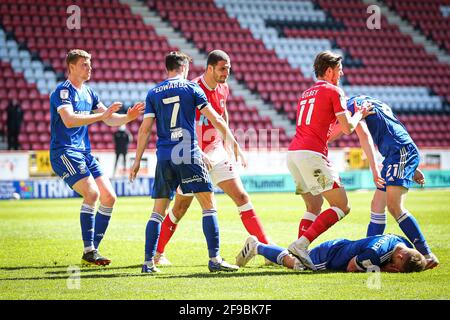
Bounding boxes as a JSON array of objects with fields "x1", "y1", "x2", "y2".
[{"x1": 154, "y1": 81, "x2": 188, "y2": 93}]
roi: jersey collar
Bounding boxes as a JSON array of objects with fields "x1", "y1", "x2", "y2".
[{"x1": 200, "y1": 75, "x2": 216, "y2": 92}]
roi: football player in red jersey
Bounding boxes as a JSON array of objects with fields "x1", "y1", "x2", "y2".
[
  {"x1": 154, "y1": 50, "x2": 271, "y2": 266},
  {"x1": 286, "y1": 51, "x2": 374, "y2": 269}
]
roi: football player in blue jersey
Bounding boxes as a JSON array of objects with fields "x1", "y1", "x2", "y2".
[
  {"x1": 49, "y1": 49, "x2": 145, "y2": 266},
  {"x1": 236, "y1": 234, "x2": 427, "y2": 273},
  {"x1": 330, "y1": 95, "x2": 438, "y2": 270},
  {"x1": 129, "y1": 51, "x2": 245, "y2": 274}
]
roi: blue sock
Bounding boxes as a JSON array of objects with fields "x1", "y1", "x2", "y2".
[
  {"x1": 366, "y1": 212, "x2": 387, "y2": 236},
  {"x1": 397, "y1": 211, "x2": 431, "y2": 255},
  {"x1": 257, "y1": 243, "x2": 289, "y2": 265},
  {"x1": 144, "y1": 212, "x2": 164, "y2": 262},
  {"x1": 94, "y1": 205, "x2": 113, "y2": 249},
  {"x1": 80, "y1": 204, "x2": 95, "y2": 252},
  {"x1": 202, "y1": 209, "x2": 220, "y2": 258}
]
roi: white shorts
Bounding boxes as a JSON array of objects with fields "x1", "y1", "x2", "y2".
[
  {"x1": 287, "y1": 150, "x2": 342, "y2": 196},
  {"x1": 177, "y1": 144, "x2": 238, "y2": 197}
]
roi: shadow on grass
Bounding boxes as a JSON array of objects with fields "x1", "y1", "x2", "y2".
[{"x1": 0, "y1": 264, "x2": 335, "y2": 282}]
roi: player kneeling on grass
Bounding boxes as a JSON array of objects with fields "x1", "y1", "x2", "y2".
[
  {"x1": 49, "y1": 49, "x2": 145, "y2": 266},
  {"x1": 236, "y1": 234, "x2": 427, "y2": 273}
]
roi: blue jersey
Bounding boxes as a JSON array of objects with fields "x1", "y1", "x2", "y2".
[
  {"x1": 49, "y1": 80, "x2": 102, "y2": 155},
  {"x1": 347, "y1": 95, "x2": 414, "y2": 157},
  {"x1": 145, "y1": 76, "x2": 209, "y2": 160},
  {"x1": 310, "y1": 234, "x2": 413, "y2": 271}
]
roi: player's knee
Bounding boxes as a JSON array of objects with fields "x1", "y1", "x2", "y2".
[
  {"x1": 386, "y1": 202, "x2": 402, "y2": 218},
  {"x1": 101, "y1": 191, "x2": 117, "y2": 207},
  {"x1": 233, "y1": 191, "x2": 249, "y2": 207},
  {"x1": 84, "y1": 189, "x2": 100, "y2": 205}
]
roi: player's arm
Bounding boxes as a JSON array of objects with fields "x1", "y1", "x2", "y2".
[
  {"x1": 336, "y1": 106, "x2": 373, "y2": 135},
  {"x1": 200, "y1": 104, "x2": 247, "y2": 167},
  {"x1": 93, "y1": 102, "x2": 145, "y2": 127},
  {"x1": 355, "y1": 121, "x2": 385, "y2": 189},
  {"x1": 59, "y1": 103, "x2": 121, "y2": 128},
  {"x1": 328, "y1": 121, "x2": 343, "y2": 143},
  {"x1": 129, "y1": 116, "x2": 154, "y2": 182},
  {"x1": 222, "y1": 105, "x2": 229, "y2": 126},
  {"x1": 346, "y1": 257, "x2": 364, "y2": 272}
]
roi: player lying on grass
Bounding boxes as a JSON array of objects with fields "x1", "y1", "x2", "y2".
[
  {"x1": 236, "y1": 234, "x2": 427, "y2": 273},
  {"x1": 329, "y1": 95, "x2": 439, "y2": 269}
]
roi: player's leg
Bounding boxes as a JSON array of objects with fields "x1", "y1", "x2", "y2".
[
  {"x1": 367, "y1": 189, "x2": 387, "y2": 236},
  {"x1": 386, "y1": 185, "x2": 437, "y2": 268},
  {"x1": 194, "y1": 191, "x2": 238, "y2": 272},
  {"x1": 155, "y1": 192, "x2": 194, "y2": 261},
  {"x1": 287, "y1": 151, "x2": 322, "y2": 238},
  {"x1": 72, "y1": 176, "x2": 100, "y2": 253},
  {"x1": 142, "y1": 160, "x2": 178, "y2": 273},
  {"x1": 236, "y1": 236, "x2": 303, "y2": 270},
  {"x1": 93, "y1": 175, "x2": 117, "y2": 249},
  {"x1": 218, "y1": 177, "x2": 270, "y2": 244},
  {"x1": 385, "y1": 144, "x2": 438, "y2": 269},
  {"x1": 51, "y1": 151, "x2": 110, "y2": 266},
  {"x1": 298, "y1": 192, "x2": 323, "y2": 238}
]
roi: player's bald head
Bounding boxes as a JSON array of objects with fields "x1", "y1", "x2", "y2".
[{"x1": 206, "y1": 50, "x2": 230, "y2": 67}]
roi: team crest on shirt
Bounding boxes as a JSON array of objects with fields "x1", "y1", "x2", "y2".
[
  {"x1": 220, "y1": 99, "x2": 225, "y2": 109},
  {"x1": 60, "y1": 89, "x2": 69, "y2": 100}
]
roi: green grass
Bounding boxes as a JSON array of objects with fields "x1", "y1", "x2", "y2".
[{"x1": 0, "y1": 190, "x2": 449, "y2": 300}]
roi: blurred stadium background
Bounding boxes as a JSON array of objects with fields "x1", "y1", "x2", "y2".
[{"x1": 0, "y1": 0, "x2": 450, "y2": 198}]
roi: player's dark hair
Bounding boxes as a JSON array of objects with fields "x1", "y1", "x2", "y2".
[
  {"x1": 401, "y1": 249, "x2": 427, "y2": 273},
  {"x1": 314, "y1": 51, "x2": 342, "y2": 78},
  {"x1": 165, "y1": 51, "x2": 192, "y2": 72},
  {"x1": 66, "y1": 49, "x2": 91, "y2": 68},
  {"x1": 206, "y1": 50, "x2": 230, "y2": 67}
]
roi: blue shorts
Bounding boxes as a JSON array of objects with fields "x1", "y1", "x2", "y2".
[
  {"x1": 152, "y1": 156, "x2": 212, "y2": 200},
  {"x1": 378, "y1": 143, "x2": 419, "y2": 192},
  {"x1": 309, "y1": 239, "x2": 354, "y2": 271},
  {"x1": 50, "y1": 150, "x2": 103, "y2": 188}
]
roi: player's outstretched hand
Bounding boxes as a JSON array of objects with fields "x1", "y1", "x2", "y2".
[
  {"x1": 127, "y1": 102, "x2": 145, "y2": 121},
  {"x1": 413, "y1": 169, "x2": 425, "y2": 185},
  {"x1": 354, "y1": 101, "x2": 375, "y2": 119},
  {"x1": 102, "y1": 102, "x2": 122, "y2": 121},
  {"x1": 129, "y1": 162, "x2": 140, "y2": 182}
]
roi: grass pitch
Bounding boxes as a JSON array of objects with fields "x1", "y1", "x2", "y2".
[{"x1": 0, "y1": 189, "x2": 449, "y2": 300}]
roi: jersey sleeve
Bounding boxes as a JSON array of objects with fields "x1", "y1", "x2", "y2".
[
  {"x1": 90, "y1": 88, "x2": 104, "y2": 111},
  {"x1": 330, "y1": 87, "x2": 347, "y2": 116},
  {"x1": 347, "y1": 98, "x2": 356, "y2": 116},
  {"x1": 354, "y1": 235, "x2": 397, "y2": 271},
  {"x1": 51, "y1": 87, "x2": 73, "y2": 113},
  {"x1": 144, "y1": 91, "x2": 156, "y2": 118},
  {"x1": 192, "y1": 83, "x2": 209, "y2": 110}
]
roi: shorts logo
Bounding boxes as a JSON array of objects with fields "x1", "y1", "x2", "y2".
[
  {"x1": 181, "y1": 175, "x2": 203, "y2": 184},
  {"x1": 60, "y1": 89, "x2": 69, "y2": 100},
  {"x1": 314, "y1": 169, "x2": 332, "y2": 190},
  {"x1": 78, "y1": 164, "x2": 87, "y2": 175},
  {"x1": 62, "y1": 172, "x2": 69, "y2": 180}
]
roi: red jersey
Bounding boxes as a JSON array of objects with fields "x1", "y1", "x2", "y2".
[
  {"x1": 193, "y1": 75, "x2": 230, "y2": 153},
  {"x1": 288, "y1": 80, "x2": 347, "y2": 156}
]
